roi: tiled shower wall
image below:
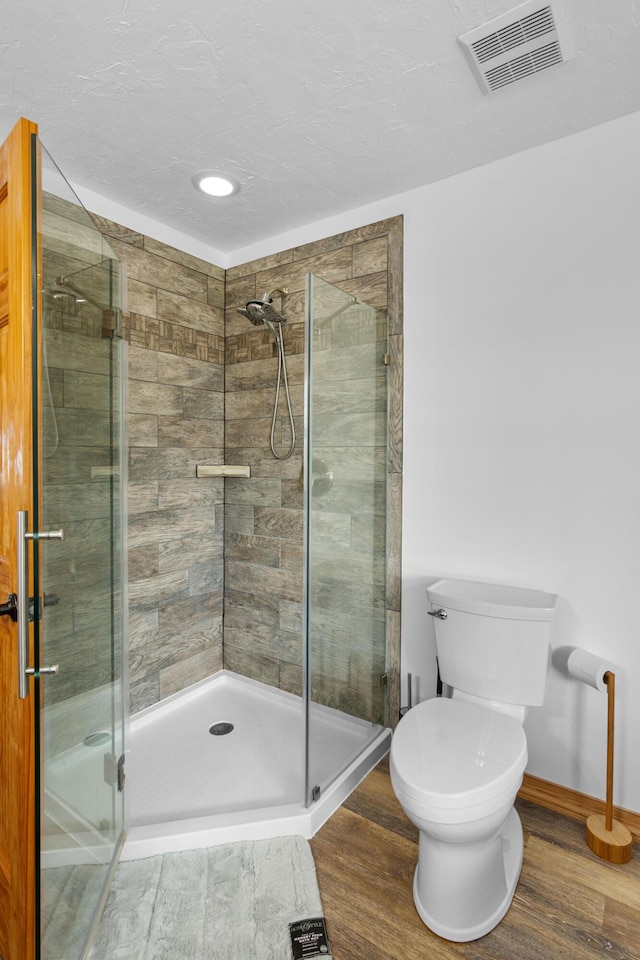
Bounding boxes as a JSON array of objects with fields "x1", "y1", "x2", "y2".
[
  {"x1": 94, "y1": 217, "x2": 226, "y2": 714},
  {"x1": 224, "y1": 217, "x2": 403, "y2": 725},
  {"x1": 93, "y1": 214, "x2": 402, "y2": 724}
]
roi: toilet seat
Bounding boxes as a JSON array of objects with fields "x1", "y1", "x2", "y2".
[{"x1": 391, "y1": 697, "x2": 527, "y2": 818}]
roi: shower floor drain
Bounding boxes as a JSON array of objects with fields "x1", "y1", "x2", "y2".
[
  {"x1": 209, "y1": 721, "x2": 234, "y2": 736},
  {"x1": 83, "y1": 731, "x2": 111, "y2": 747}
]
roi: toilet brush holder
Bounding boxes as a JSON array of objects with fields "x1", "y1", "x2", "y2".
[{"x1": 585, "y1": 672, "x2": 633, "y2": 864}]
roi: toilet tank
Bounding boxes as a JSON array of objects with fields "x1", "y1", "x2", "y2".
[{"x1": 426, "y1": 579, "x2": 558, "y2": 707}]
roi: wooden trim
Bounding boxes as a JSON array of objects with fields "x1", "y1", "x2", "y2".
[
  {"x1": 518, "y1": 773, "x2": 640, "y2": 842},
  {"x1": 0, "y1": 115, "x2": 38, "y2": 960}
]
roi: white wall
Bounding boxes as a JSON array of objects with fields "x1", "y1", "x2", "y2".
[{"x1": 402, "y1": 109, "x2": 640, "y2": 812}]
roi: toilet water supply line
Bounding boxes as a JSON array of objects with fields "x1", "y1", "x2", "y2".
[
  {"x1": 400, "y1": 663, "x2": 443, "y2": 719},
  {"x1": 400, "y1": 673, "x2": 413, "y2": 719}
]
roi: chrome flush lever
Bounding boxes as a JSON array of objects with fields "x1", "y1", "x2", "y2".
[{"x1": 428, "y1": 608, "x2": 448, "y2": 620}]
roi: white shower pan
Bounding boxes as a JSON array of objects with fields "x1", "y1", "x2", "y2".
[{"x1": 122, "y1": 670, "x2": 390, "y2": 860}]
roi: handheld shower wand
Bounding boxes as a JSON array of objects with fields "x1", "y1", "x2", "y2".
[{"x1": 237, "y1": 288, "x2": 296, "y2": 460}]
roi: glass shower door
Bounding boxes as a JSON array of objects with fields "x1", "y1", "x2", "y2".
[
  {"x1": 304, "y1": 275, "x2": 388, "y2": 805},
  {"x1": 37, "y1": 143, "x2": 125, "y2": 959}
]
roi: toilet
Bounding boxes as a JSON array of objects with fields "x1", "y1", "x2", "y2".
[{"x1": 390, "y1": 578, "x2": 558, "y2": 943}]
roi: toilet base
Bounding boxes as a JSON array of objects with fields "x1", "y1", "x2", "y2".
[{"x1": 413, "y1": 807, "x2": 524, "y2": 943}]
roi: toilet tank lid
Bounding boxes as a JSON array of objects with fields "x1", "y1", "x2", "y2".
[{"x1": 426, "y1": 579, "x2": 559, "y2": 622}]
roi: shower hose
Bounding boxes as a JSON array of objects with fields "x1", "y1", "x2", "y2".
[{"x1": 270, "y1": 323, "x2": 296, "y2": 461}]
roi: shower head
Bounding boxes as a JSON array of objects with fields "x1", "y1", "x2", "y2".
[
  {"x1": 238, "y1": 301, "x2": 269, "y2": 326},
  {"x1": 237, "y1": 298, "x2": 286, "y2": 326}
]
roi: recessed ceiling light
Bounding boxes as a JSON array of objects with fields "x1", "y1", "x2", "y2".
[{"x1": 193, "y1": 172, "x2": 239, "y2": 197}]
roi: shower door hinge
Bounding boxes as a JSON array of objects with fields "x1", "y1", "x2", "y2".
[
  {"x1": 26, "y1": 593, "x2": 59, "y2": 623},
  {"x1": 383, "y1": 352, "x2": 390, "y2": 366},
  {"x1": 379, "y1": 673, "x2": 388, "y2": 687},
  {"x1": 104, "y1": 753, "x2": 125, "y2": 792},
  {"x1": 101, "y1": 307, "x2": 120, "y2": 339}
]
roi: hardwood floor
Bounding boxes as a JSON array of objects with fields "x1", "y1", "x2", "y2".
[{"x1": 310, "y1": 758, "x2": 640, "y2": 960}]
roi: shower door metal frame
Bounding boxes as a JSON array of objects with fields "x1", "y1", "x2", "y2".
[{"x1": 302, "y1": 274, "x2": 312, "y2": 807}]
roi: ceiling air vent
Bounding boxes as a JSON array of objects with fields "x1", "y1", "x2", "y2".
[{"x1": 458, "y1": 0, "x2": 573, "y2": 94}]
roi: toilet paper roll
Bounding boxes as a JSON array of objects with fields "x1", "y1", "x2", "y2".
[{"x1": 567, "y1": 647, "x2": 614, "y2": 692}]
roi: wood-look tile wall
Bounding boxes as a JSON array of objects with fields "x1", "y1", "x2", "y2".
[
  {"x1": 224, "y1": 216, "x2": 403, "y2": 725},
  {"x1": 93, "y1": 216, "x2": 226, "y2": 714},
  {"x1": 92, "y1": 212, "x2": 402, "y2": 725}
]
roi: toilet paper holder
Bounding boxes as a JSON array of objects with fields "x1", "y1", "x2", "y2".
[
  {"x1": 584, "y1": 669, "x2": 633, "y2": 864},
  {"x1": 564, "y1": 646, "x2": 632, "y2": 861}
]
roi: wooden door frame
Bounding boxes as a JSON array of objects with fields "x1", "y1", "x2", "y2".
[{"x1": 0, "y1": 116, "x2": 40, "y2": 960}]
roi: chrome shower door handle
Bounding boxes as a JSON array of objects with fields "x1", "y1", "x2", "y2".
[
  {"x1": 17, "y1": 510, "x2": 29, "y2": 698},
  {"x1": 428, "y1": 608, "x2": 448, "y2": 620},
  {"x1": 17, "y1": 510, "x2": 63, "y2": 699}
]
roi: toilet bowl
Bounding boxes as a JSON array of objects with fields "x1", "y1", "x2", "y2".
[
  {"x1": 390, "y1": 696, "x2": 528, "y2": 942},
  {"x1": 391, "y1": 577, "x2": 558, "y2": 942}
]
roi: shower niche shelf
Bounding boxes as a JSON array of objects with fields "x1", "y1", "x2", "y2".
[{"x1": 196, "y1": 464, "x2": 251, "y2": 479}]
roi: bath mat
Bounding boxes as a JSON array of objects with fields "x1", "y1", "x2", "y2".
[{"x1": 88, "y1": 835, "x2": 331, "y2": 960}]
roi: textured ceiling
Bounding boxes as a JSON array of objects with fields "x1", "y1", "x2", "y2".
[{"x1": 2, "y1": 0, "x2": 640, "y2": 256}]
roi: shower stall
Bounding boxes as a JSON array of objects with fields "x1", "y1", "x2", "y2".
[
  {"x1": 32, "y1": 138, "x2": 398, "y2": 953},
  {"x1": 124, "y1": 273, "x2": 392, "y2": 857}
]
